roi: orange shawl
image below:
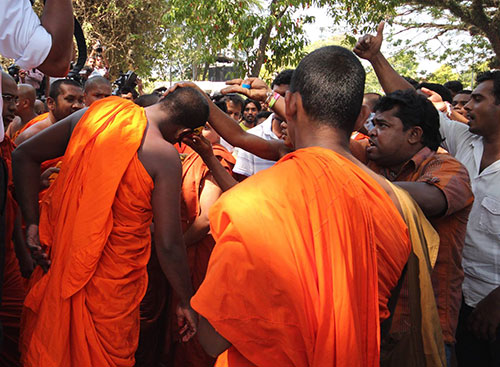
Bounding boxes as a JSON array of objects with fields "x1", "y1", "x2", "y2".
[
  {"x1": 21, "y1": 97, "x2": 154, "y2": 367},
  {"x1": 191, "y1": 147, "x2": 410, "y2": 367},
  {"x1": 12, "y1": 113, "x2": 49, "y2": 141},
  {"x1": 0, "y1": 136, "x2": 25, "y2": 367}
]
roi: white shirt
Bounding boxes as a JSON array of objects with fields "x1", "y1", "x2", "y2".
[
  {"x1": 440, "y1": 113, "x2": 500, "y2": 307},
  {"x1": 0, "y1": 0, "x2": 52, "y2": 141},
  {"x1": 233, "y1": 115, "x2": 279, "y2": 177}
]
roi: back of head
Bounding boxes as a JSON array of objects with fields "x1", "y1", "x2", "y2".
[
  {"x1": 363, "y1": 93, "x2": 381, "y2": 112},
  {"x1": 271, "y1": 69, "x2": 294, "y2": 88},
  {"x1": 418, "y1": 82, "x2": 453, "y2": 103},
  {"x1": 18, "y1": 84, "x2": 36, "y2": 104},
  {"x1": 476, "y1": 70, "x2": 500, "y2": 104},
  {"x1": 134, "y1": 93, "x2": 160, "y2": 107},
  {"x1": 84, "y1": 76, "x2": 111, "y2": 93},
  {"x1": 159, "y1": 87, "x2": 209, "y2": 129},
  {"x1": 49, "y1": 79, "x2": 82, "y2": 100},
  {"x1": 375, "y1": 89, "x2": 442, "y2": 151},
  {"x1": 290, "y1": 46, "x2": 365, "y2": 135},
  {"x1": 444, "y1": 80, "x2": 464, "y2": 94}
]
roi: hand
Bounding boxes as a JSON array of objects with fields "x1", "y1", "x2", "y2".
[
  {"x1": 40, "y1": 167, "x2": 60, "y2": 189},
  {"x1": 419, "y1": 87, "x2": 448, "y2": 112},
  {"x1": 182, "y1": 134, "x2": 214, "y2": 160},
  {"x1": 164, "y1": 82, "x2": 210, "y2": 103},
  {"x1": 26, "y1": 224, "x2": 51, "y2": 273},
  {"x1": 176, "y1": 301, "x2": 198, "y2": 342},
  {"x1": 468, "y1": 287, "x2": 500, "y2": 341},
  {"x1": 221, "y1": 78, "x2": 271, "y2": 102},
  {"x1": 18, "y1": 252, "x2": 35, "y2": 278},
  {"x1": 353, "y1": 21, "x2": 385, "y2": 61}
]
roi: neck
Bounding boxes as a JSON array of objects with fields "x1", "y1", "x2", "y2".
[
  {"x1": 293, "y1": 122, "x2": 351, "y2": 157},
  {"x1": 243, "y1": 120, "x2": 254, "y2": 128},
  {"x1": 383, "y1": 145, "x2": 424, "y2": 174},
  {"x1": 19, "y1": 110, "x2": 37, "y2": 124},
  {"x1": 48, "y1": 112, "x2": 57, "y2": 124}
]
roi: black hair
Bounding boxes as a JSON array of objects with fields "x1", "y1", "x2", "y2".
[
  {"x1": 214, "y1": 100, "x2": 227, "y2": 113},
  {"x1": 476, "y1": 70, "x2": 500, "y2": 104},
  {"x1": 374, "y1": 89, "x2": 442, "y2": 151},
  {"x1": 49, "y1": 79, "x2": 82, "y2": 100},
  {"x1": 444, "y1": 80, "x2": 464, "y2": 93},
  {"x1": 271, "y1": 69, "x2": 294, "y2": 88},
  {"x1": 290, "y1": 46, "x2": 365, "y2": 135},
  {"x1": 221, "y1": 93, "x2": 244, "y2": 110},
  {"x1": 418, "y1": 82, "x2": 453, "y2": 103},
  {"x1": 243, "y1": 98, "x2": 261, "y2": 112},
  {"x1": 134, "y1": 93, "x2": 160, "y2": 107},
  {"x1": 159, "y1": 87, "x2": 209, "y2": 129},
  {"x1": 256, "y1": 111, "x2": 272, "y2": 121},
  {"x1": 456, "y1": 90, "x2": 472, "y2": 95},
  {"x1": 403, "y1": 76, "x2": 419, "y2": 89},
  {"x1": 121, "y1": 86, "x2": 139, "y2": 100}
]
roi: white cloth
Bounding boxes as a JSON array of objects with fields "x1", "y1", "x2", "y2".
[
  {"x1": 0, "y1": 0, "x2": 52, "y2": 141},
  {"x1": 233, "y1": 115, "x2": 279, "y2": 177},
  {"x1": 440, "y1": 113, "x2": 500, "y2": 307}
]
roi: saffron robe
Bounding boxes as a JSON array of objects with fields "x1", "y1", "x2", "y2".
[
  {"x1": 191, "y1": 147, "x2": 411, "y2": 367},
  {"x1": 20, "y1": 97, "x2": 154, "y2": 367},
  {"x1": 12, "y1": 113, "x2": 49, "y2": 141}
]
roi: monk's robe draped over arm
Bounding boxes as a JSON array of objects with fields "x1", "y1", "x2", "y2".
[
  {"x1": 21, "y1": 97, "x2": 154, "y2": 367},
  {"x1": 192, "y1": 147, "x2": 411, "y2": 367}
]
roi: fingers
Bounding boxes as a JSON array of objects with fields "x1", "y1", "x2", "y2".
[
  {"x1": 220, "y1": 85, "x2": 248, "y2": 97},
  {"x1": 376, "y1": 21, "x2": 385, "y2": 38},
  {"x1": 225, "y1": 79, "x2": 244, "y2": 86}
]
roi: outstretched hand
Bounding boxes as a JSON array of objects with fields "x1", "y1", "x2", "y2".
[
  {"x1": 221, "y1": 78, "x2": 271, "y2": 102},
  {"x1": 353, "y1": 21, "x2": 385, "y2": 61},
  {"x1": 182, "y1": 134, "x2": 214, "y2": 160},
  {"x1": 177, "y1": 302, "x2": 198, "y2": 342},
  {"x1": 26, "y1": 224, "x2": 51, "y2": 273}
]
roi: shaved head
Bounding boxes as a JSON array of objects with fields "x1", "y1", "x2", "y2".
[
  {"x1": 2, "y1": 71, "x2": 16, "y2": 90},
  {"x1": 18, "y1": 84, "x2": 36, "y2": 107},
  {"x1": 84, "y1": 76, "x2": 112, "y2": 106},
  {"x1": 2, "y1": 72, "x2": 18, "y2": 126}
]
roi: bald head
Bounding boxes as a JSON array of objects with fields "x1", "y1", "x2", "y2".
[
  {"x1": 18, "y1": 84, "x2": 36, "y2": 107},
  {"x1": 34, "y1": 99, "x2": 46, "y2": 115},
  {"x1": 2, "y1": 72, "x2": 18, "y2": 126},
  {"x1": 84, "y1": 76, "x2": 112, "y2": 106},
  {"x1": 1, "y1": 71, "x2": 16, "y2": 90}
]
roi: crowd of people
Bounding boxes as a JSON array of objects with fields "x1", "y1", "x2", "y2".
[{"x1": 0, "y1": 1, "x2": 499, "y2": 367}]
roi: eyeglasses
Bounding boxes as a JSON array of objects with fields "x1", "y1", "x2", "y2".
[{"x1": 2, "y1": 94, "x2": 19, "y2": 105}]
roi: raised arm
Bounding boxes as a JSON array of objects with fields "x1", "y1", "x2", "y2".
[
  {"x1": 353, "y1": 22, "x2": 413, "y2": 94},
  {"x1": 37, "y1": 0, "x2": 75, "y2": 76}
]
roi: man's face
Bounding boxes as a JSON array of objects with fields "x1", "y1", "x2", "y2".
[
  {"x1": 50, "y1": 84, "x2": 84, "y2": 121},
  {"x1": 225, "y1": 100, "x2": 242, "y2": 121},
  {"x1": 465, "y1": 80, "x2": 500, "y2": 136},
  {"x1": 243, "y1": 102, "x2": 258, "y2": 124},
  {"x1": 273, "y1": 83, "x2": 289, "y2": 97},
  {"x1": 452, "y1": 93, "x2": 471, "y2": 118},
  {"x1": 2, "y1": 78, "x2": 18, "y2": 126},
  {"x1": 367, "y1": 107, "x2": 414, "y2": 167},
  {"x1": 84, "y1": 84, "x2": 112, "y2": 106}
]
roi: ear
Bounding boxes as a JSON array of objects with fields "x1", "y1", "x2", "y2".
[
  {"x1": 46, "y1": 96, "x2": 56, "y2": 111},
  {"x1": 354, "y1": 104, "x2": 371, "y2": 132},
  {"x1": 285, "y1": 91, "x2": 298, "y2": 123},
  {"x1": 407, "y1": 126, "x2": 424, "y2": 145},
  {"x1": 176, "y1": 127, "x2": 193, "y2": 142}
]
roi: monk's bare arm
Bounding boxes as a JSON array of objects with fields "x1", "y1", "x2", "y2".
[
  {"x1": 184, "y1": 176, "x2": 221, "y2": 246},
  {"x1": 15, "y1": 124, "x2": 44, "y2": 145},
  {"x1": 198, "y1": 316, "x2": 231, "y2": 357},
  {"x1": 13, "y1": 109, "x2": 86, "y2": 226},
  {"x1": 395, "y1": 182, "x2": 447, "y2": 217}
]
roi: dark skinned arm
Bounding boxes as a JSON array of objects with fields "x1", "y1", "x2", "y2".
[
  {"x1": 468, "y1": 286, "x2": 500, "y2": 341},
  {"x1": 182, "y1": 135, "x2": 238, "y2": 192},
  {"x1": 139, "y1": 140, "x2": 197, "y2": 342},
  {"x1": 394, "y1": 181, "x2": 447, "y2": 217},
  {"x1": 197, "y1": 316, "x2": 231, "y2": 357},
  {"x1": 37, "y1": 0, "x2": 74, "y2": 76},
  {"x1": 12, "y1": 108, "x2": 86, "y2": 271},
  {"x1": 12, "y1": 207, "x2": 34, "y2": 278},
  {"x1": 353, "y1": 22, "x2": 414, "y2": 94}
]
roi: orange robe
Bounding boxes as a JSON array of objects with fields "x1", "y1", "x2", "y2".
[
  {"x1": 168, "y1": 144, "x2": 235, "y2": 367},
  {"x1": 0, "y1": 136, "x2": 25, "y2": 367},
  {"x1": 191, "y1": 147, "x2": 411, "y2": 367},
  {"x1": 20, "y1": 97, "x2": 154, "y2": 367},
  {"x1": 11, "y1": 113, "x2": 49, "y2": 141}
]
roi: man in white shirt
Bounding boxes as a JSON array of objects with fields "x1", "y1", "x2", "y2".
[{"x1": 0, "y1": 0, "x2": 74, "y2": 142}]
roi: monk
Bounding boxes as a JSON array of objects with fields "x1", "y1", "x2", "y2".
[
  {"x1": 83, "y1": 76, "x2": 112, "y2": 107},
  {"x1": 175, "y1": 46, "x2": 412, "y2": 366},
  {"x1": 0, "y1": 73, "x2": 33, "y2": 367},
  {"x1": 5, "y1": 84, "x2": 37, "y2": 139},
  {"x1": 13, "y1": 88, "x2": 208, "y2": 366}
]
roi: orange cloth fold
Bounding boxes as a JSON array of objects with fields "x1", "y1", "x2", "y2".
[
  {"x1": 12, "y1": 113, "x2": 49, "y2": 141},
  {"x1": 0, "y1": 136, "x2": 25, "y2": 367},
  {"x1": 191, "y1": 147, "x2": 410, "y2": 367},
  {"x1": 20, "y1": 97, "x2": 154, "y2": 367}
]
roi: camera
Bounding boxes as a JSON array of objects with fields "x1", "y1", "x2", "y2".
[
  {"x1": 7, "y1": 64, "x2": 20, "y2": 83},
  {"x1": 112, "y1": 71, "x2": 138, "y2": 96}
]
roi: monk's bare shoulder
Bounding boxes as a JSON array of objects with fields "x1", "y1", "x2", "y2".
[
  {"x1": 15, "y1": 118, "x2": 51, "y2": 145},
  {"x1": 138, "y1": 126, "x2": 181, "y2": 182}
]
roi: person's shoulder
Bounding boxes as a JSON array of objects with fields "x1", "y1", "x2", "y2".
[{"x1": 15, "y1": 117, "x2": 50, "y2": 143}]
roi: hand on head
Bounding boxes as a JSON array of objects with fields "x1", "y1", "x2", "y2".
[
  {"x1": 182, "y1": 134, "x2": 214, "y2": 159},
  {"x1": 221, "y1": 78, "x2": 271, "y2": 102},
  {"x1": 353, "y1": 21, "x2": 385, "y2": 61}
]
